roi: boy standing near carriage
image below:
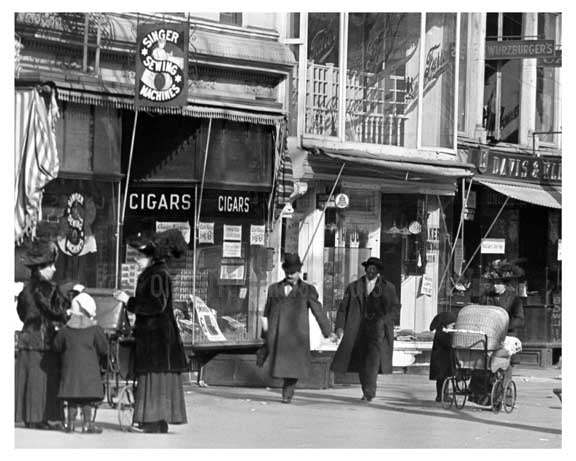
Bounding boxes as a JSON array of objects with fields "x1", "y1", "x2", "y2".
[
  {"x1": 53, "y1": 290, "x2": 108, "y2": 433},
  {"x1": 429, "y1": 311, "x2": 457, "y2": 402}
]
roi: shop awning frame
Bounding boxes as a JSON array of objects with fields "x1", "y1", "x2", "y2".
[{"x1": 474, "y1": 177, "x2": 561, "y2": 209}]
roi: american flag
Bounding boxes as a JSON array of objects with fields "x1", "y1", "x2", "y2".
[
  {"x1": 268, "y1": 119, "x2": 294, "y2": 223},
  {"x1": 14, "y1": 86, "x2": 60, "y2": 243}
]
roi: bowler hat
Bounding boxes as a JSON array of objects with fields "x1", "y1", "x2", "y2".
[
  {"x1": 361, "y1": 257, "x2": 384, "y2": 269},
  {"x1": 21, "y1": 238, "x2": 58, "y2": 267},
  {"x1": 282, "y1": 253, "x2": 303, "y2": 273}
]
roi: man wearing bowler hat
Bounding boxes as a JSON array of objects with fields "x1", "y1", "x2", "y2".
[
  {"x1": 261, "y1": 253, "x2": 332, "y2": 403},
  {"x1": 331, "y1": 257, "x2": 401, "y2": 401}
]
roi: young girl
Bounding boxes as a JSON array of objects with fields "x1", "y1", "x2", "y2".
[
  {"x1": 429, "y1": 311, "x2": 457, "y2": 402},
  {"x1": 53, "y1": 291, "x2": 108, "y2": 433}
]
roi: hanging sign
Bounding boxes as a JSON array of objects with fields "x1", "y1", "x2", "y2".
[
  {"x1": 481, "y1": 238, "x2": 506, "y2": 254},
  {"x1": 557, "y1": 239, "x2": 562, "y2": 261},
  {"x1": 334, "y1": 193, "x2": 350, "y2": 209},
  {"x1": 420, "y1": 274, "x2": 433, "y2": 297},
  {"x1": 135, "y1": 22, "x2": 189, "y2": 108},
  {"x1": 485, "y1": 40, "x2": 555, "y2": 60}
]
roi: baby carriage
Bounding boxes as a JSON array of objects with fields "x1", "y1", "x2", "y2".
[
  {"x1": 442, "y1": 304, "x2": 520, "y2": 413},
  {"x1": 89, "y1": 288, "x2": 136, "y2": 431}
]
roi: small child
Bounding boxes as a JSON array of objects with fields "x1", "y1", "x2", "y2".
[
  {"x1": 53, "y1": 291, "x2": 108, "y2": 433},
  {"x1": 429, "y1": 311, "x2": 457, "y2": 402}
]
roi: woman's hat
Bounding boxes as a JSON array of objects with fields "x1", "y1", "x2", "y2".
[
  {"x1": 21, "y1": 238, "x2": 58, "y2": 267},
  {"x1": 282, "y1": 253, "x2": 303, "y2": 273},
  {"x1": 483, "y1": 259, "x2": 525, "y2": 281},
  {"x1": 128, "y1": 229, "x2": 187, "y2": 260},
  {"x1": 429, "y1": 311, "x2": 457, "y2": 331},
  {"x1": 361, "y1": 257, "x2": 384, "y2": 269}
]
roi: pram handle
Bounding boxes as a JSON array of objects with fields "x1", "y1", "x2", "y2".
[{"x1": 444, "y1": 328, "x2": 487, "y2": 336}]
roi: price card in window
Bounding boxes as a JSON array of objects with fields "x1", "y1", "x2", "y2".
[
  {"x1": 198, "y1": 222, "x2": 214, "y2": 244},
  {"x1": 223, "y1": 225, "x2": 242, "y2": 241},
  {"x1": 250, "y1": 225, "x2": 265, "y2": 246}
]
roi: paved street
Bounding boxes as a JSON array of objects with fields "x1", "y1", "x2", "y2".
[{"x1": 14, "y1": 366, "x2": 562, "y2": 449}]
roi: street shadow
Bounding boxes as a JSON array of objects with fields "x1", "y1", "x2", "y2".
[{"x1": 197, "y1": 387, "x2": 560, "y2": 436}]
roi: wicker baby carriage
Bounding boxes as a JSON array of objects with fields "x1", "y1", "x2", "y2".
[{"x1": 442, "y1": 304, "x2": 518, "y2": 413}]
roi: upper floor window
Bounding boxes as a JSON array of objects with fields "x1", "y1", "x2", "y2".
[
  {"x1": 300, "y1": 13, "x2": 458, "y2": 150},
  {"x1": 536, "y1": 13, "x2": 561, "y2": 146},
  {"x1": 483, "y1": 13, "x2": 523, "y2": 144},
  {"x1": 219, "y1": 13, "x2": 242, "y2": 26}
]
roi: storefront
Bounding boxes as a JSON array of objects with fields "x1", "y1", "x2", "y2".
[{"x1": 448, "y1": 147, "x2": 561, "y2": 366}]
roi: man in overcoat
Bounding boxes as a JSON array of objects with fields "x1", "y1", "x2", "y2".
[
  {"x1": 263, "y1": 254, "x2": 332, "y2": 403},
  {"x1": 330, "y1": 257, "x2": 401, "y2": 401}
]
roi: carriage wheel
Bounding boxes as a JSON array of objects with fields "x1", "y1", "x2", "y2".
[
  {"x1": 503, "y1": 380, "x2": 517, "y2": 413},
  {"x1": 453, "y1": 377, "x2": 468, "y2": 409},
  {"x1": 441, "y1": 378, "x2": 455, "y2": 409},
  {"x1": 491, "y1": 379, "x2": 504, "y2": 413},
  {"x1": 117, "y1": 385, "x2": 135, "y2": 431}
]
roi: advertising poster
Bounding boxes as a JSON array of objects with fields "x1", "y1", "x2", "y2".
[
  {"x1": 190, "y1": 295, "x2": 226, "y2": 342},
  {"x1": 223, "y1": 241, "x2": 242, "y2": 258},
  {"x1": 250, "y1": 225, "x2": 265, "y2": 246},
  {"x1": 198, "y1": 222, "x2": 214, "y2": 244},
  {"x1": 223, "y1": 224, "x2": 242, "y2": 241}
]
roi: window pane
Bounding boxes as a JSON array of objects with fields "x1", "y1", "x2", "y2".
[
  {"x1": 305, "y1": 13, "x2": 341, "y2": 137},
  {"x1": 345, "y1": 13, "x2": 421, "y2": 146},
  {"x1": 219, "y1": 13, "x2": 242, "y2": 26},
  {"x1": 458, "y1": 13, "x2": 468, "y2": 132},
  {"x1": 421, "y1": 13, "x2": 457, "y2": 148},
  {"x1": 536, "y1": 13, "x2": 559, "y2": 144}
]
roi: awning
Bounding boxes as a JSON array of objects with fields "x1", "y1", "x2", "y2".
[
  {"x1": 474, "y1": 177, "x2": 561, "y2": 209},
  {"x1": 57, "y1": 86, "x2": 284, "y2": 126}
]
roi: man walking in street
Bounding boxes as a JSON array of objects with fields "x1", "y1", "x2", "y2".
[
  {"x1": 262, "y1": 254, "x2": 332, "y2": 403},
  {"x1": 330, "y1": 257, "x2": 401, "y2": 401}
]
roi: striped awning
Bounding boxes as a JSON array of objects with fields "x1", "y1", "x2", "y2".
[{"x1": 14, "y1": 85, "x2": 60, "y2": 243}]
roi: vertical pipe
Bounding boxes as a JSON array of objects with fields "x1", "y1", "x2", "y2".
[
  {"x1": 454, "y1": 13, "x2": 461, "y2": 151},
  {"x1": 83, "y1": 14, "x2": 89, "y2": 73},
  {"x1": 95, "y1": 15, "x2": 102, "y2": 74},
  {"x1": 338, "y1": 13, "x2": 348, "y2": 142},
  {"x1": 121, "y1": 111, "x2": 139, "y2": 222},
  {"x1": 114, "y1": 181, "x2": 122, "y2": 289},
  {"x1": 417, "y1": 13, "x2": 426, "y2": 149}
]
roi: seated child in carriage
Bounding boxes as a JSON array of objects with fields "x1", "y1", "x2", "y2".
[
  {"x1": 429, "y1": 311, "x2": 457, "y2": 402},
  {"x1": 53, "y1": 290, "x2": 108, "y2": 433}
]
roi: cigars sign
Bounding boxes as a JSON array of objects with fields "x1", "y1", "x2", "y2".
[
  {"x1": 471, "y1": 148, "x2": 561, "y2": 183},
  {"x1": 135, "y1": 23, "x2": 189, "y2": 108}
]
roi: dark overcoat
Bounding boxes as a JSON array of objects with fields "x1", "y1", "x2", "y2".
[
  {"x1": 126, "y1": 261, "x2": 188, "y2": 374},
  {"x1": 264, "y1": 280, "x2": 332, "y2": 379},
  {"x1": 16, "y1": 277, "x2": 69, "y2": 351},
  {"x1": 481, "y1": 287, "x2": 525, "y2": 335},
  {"x1": 429, "y1": 329, "x2": 453, "y2": 381},
  {"x1": 331, "y1": 276, "x2": 400, "y2": 374},
  {"x1": 53, "y1": 317, "x2": 109, "y2": 400}
]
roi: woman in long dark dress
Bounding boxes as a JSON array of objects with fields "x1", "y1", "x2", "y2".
[
  {"x1": 15, "y1": 239, "x2": 69, "y2": 429},
  {"x1": 114, "y1": 229, "x2": 188, "y2": 433}
]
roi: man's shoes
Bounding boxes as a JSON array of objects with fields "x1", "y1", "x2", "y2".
[
  {"x1": 281, "y1": 397, "x2": 292, "y2": 404},
  {"x1": 159, "y1": 420, "x2": 169, "y2": 433},
  {"x1": 361, "y1": 395, "x2": 373, "y2": 402},
  {"x1": 25, "y1": 422, "x2": 52, "y2": 430},
  {"x1": 435, "y1": 395, "x2": 442, "y2": 402}
]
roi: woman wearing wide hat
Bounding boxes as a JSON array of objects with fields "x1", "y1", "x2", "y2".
[
  {"x1": 114, "y1": 229, "x2": 188, "y2": 433},
  {"x1": 15, "y1": 238, "x2": 70, "y2": 429}
]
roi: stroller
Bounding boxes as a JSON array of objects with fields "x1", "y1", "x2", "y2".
[{"x1": 442, "y1": 304, "x2": 520, "y2": 413}]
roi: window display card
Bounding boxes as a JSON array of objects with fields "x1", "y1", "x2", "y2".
[
  {"x1": 198, "y1": 222, "x2": 214, "y2": 244},
  {"x1": 220, "y1": 263, "x2": 245, "y2": 281},
  {"x1": 420, "y1": 274, "x2": 433, "y2": 297},
  {"x1": 250, "y1": 225, "x2": 265, "y2": 246},
  {"x1": 156, "y1": 221, "x2": 191, "y2": 244},
  {"x1": 223, "y1": 241, "x2": 242, "y2": 258},
  {"x1": 223, "y1": 224, "x2": 242, "y2": 241}
]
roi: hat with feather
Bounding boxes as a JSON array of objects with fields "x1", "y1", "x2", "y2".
[
  {"x1": 21, "y1": 238, "x2": 59, "y2": 267},
  {"x1": 483, "y1": 258, "x2": 525, "y2": 282},
  {"x1": 128, "y1": 229, "x2": 187, "y2": 261}
]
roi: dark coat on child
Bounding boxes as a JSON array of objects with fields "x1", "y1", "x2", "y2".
[
  {"x1": 331, "y1": 276, "x2": 400, "y2": 374},
  {"x1": 481, "y1": 286, "x2": 525, "y2": 336},
  {"x1": 263, "y1": 279, "x2": 332, "y2": 379},
  {"x1": 126, "y1": 261, "x2": 188, "y2": 374},
  {"x1": 429, "y1": 312, "x2": 456, "y2": 381},
  {"x1": 53, "y1": 316, "x2": 109, "y2": 400}
]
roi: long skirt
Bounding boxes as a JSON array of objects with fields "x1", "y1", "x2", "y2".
[
  {"x1": 15, "y1": 350, "x2": 63, "y2": 424},
  {"x1": 133, "y1": 372, "x2": 187, "y2": 424}
]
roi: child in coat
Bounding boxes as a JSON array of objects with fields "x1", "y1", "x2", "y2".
[
  {"x1": 53, "y1": 291, "x2": 108, "y2": 433},
  {"x1": 429, "y1": 311, "x2": 457, "y2": 402}
]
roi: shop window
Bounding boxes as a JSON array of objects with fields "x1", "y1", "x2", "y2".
[
  {"x1": 535, "y1": 13, "x2": 561, "y2": 146},
  {"x1": 483, "y1": 13, "x2": 523, "y2": 144},
  {"x1": 21, "y1": 178, "x2": 120, "y2": 288},
  {"x1": 421, "y1": 13, "x2": 457, "y2": 149}
]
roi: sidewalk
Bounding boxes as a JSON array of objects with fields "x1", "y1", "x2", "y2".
[{"x1": 14, "y1": 366, "x2": 562, "y2": 449}]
